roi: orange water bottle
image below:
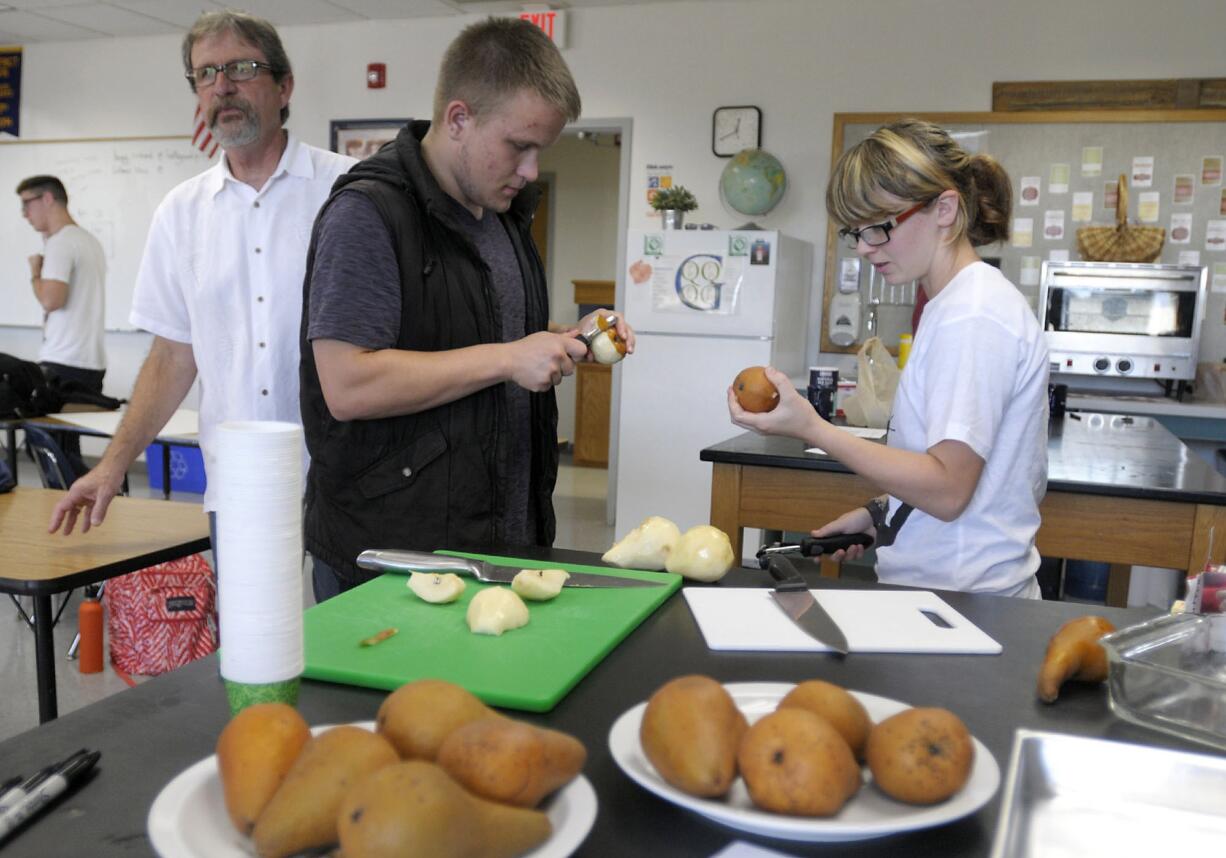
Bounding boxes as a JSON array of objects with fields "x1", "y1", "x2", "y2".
[{"x1": 78, "y1": 585, "x2": 104, "y2": 674}]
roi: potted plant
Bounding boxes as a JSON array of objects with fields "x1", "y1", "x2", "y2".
[{"x1": 651, "y1": 186, "x2": 698, "y2": 229}]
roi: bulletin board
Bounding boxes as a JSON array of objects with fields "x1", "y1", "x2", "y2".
[
  {"x1": 820, "y1": 110, "x2": 1226, "y2": 355},
  {"x1": 1, "y1": 136, "x2": 212, "y2": 331}
]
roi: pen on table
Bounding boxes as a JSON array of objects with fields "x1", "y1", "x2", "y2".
[{"x1": 0, "y1": 750, "x2": 100, "y2": 844}]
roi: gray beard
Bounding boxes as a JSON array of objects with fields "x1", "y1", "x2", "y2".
[{"x1": 211, "y1": 109, "x2": 260, "y2": 149}]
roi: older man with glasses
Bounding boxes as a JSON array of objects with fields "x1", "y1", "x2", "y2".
[{"x1": 49, "y1": 10, "x2": 356, "y2": 551}]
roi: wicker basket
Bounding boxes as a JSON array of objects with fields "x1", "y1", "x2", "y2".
[{"x1": 1076, "y1": 174, "x2": 1165, "y2": 263}]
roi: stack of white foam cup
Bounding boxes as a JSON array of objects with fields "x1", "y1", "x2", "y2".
[{"x1": 214, "y1": 420, "x2": 304, "y2": 710}]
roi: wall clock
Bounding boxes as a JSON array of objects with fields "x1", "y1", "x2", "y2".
[{"x1": 712, "y1": 105, "x2": 761, "y2": 157}]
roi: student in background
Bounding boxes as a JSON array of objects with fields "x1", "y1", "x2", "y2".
[
  {"x1": 49, "y1": 9, "x2": 356, "y2": 541},
  {"x1": 729, "y1": 118, "x2": 1049, "y2": 597},
  {"x1": 18, "y1": 174, "x2": 108, "y2": 474}
]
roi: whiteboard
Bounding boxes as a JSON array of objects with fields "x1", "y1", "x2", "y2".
[{"x1": 1, "y1": 137, "x2": 214, "y2": 330}]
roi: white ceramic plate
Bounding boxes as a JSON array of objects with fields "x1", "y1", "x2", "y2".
[
  {"x1": 608, "y1": 682, "x2": 1000, "y2": 842},
  {"x1": 148, "y1": 721, "x2": 597, "y2": 857}
]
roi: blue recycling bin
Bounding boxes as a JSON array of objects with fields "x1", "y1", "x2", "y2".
[
  {"x1": 145, "y1": 444, "x2": 207, "y2": 494},
  {"x1": 1064, "y1": 560, "x2": 1109, "y2": 602}
]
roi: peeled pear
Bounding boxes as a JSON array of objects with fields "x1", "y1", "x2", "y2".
[
  {"x1": 408, "y1": 572, "x2": 467, "y2": 603},
  {"x1": 437, "y1": 717, "x2": 586, "y2": 807},
  {"x1": 665, "y1": 525, "x2": 735, "y2": 582},
  {"x1": 602, "y1": 515, "x2": 681, "y2": 570},
  {"x1": 252, "y1": 725, "x2": 399, "y2": 858},
  {"x1": 511, "y1": 568, "x2": 570, "y2": 601},
  {"x1": 467, "y1": 587, "x2": 530, "y2": 636},
  {"x1": 377, "y1": 679, "x2": 497, "y2": 761},
  {"x1": 215, "y1": 702, "x2": 310, "y2": 836},
  {"x1": 337, "y1": 761, "x2": 551, "y2": 858}
]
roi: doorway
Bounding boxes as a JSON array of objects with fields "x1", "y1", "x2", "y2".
[{"x1": 535, "y1": 119, "x2": 632, "y2": 526}]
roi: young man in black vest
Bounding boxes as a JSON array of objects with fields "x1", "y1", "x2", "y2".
[{"x1": 300, "y1": 18, "x2": 633, "y2": 600}]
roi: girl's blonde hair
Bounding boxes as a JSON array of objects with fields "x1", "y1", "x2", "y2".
[{"x1": 826, "y1": 118, "x2": 1011, "y2": 247}]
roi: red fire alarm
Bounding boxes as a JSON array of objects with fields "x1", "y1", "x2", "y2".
[{"x1": 366, "y1": 63, "x2": 386, "y2": 89}]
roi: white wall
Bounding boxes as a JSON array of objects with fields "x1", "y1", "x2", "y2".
[
  {"x1": 4, "y1": 0, "x2": 1225, "y2": 401},
  {"x1": 538, "y1": 133, "x2": 622, "y2": 444}
]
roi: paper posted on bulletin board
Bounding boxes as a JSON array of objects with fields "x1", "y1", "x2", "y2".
[{"x1": 645, "y1": 163, "x2": 673, "y2": 218}]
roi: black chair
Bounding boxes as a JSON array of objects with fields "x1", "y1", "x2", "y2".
[
  {"x1": 18, "y1": 425, "x2": 97, "y2": 659},
  {"x1": 23, "y1": 425, "x2": 77, "y2": 490}
]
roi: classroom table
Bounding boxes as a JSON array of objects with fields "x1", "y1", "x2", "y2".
[
  {"x1": 22, "y1": 409, "x2": 200, "y2": 500},
  {"x1": 702, "y1": 412, "x2": 1226, "y2": 603},
  {"x1": 0, "y1": 487, "x2": 209, "y2": 724},
  {"x1": 0, "y1": 547, "x2": 1196, "y2": 857}
]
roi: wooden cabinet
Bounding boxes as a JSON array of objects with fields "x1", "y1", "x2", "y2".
[
  {"x1": 574, "y1": 363, "x2": 612, "y2": 466},
  {"x1": 571, "y1": 279, "x2": 615, "y2": 467}
]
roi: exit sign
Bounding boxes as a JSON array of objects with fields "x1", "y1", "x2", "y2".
[{"x1": 519, "y1": 8, "x2": 567, "y2": 48}]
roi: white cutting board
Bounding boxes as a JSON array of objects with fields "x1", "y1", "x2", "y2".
[{"x1": 683, "y1": 589, "x2": 1002, "y2": 655}]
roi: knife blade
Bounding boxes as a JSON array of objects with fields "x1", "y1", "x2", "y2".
[
  {"x1": 355, "y1": 549, "x2": 664, "y2": 588},
  {"x1": 765, "y1": 554, "x2": 849, "y2": 655}
]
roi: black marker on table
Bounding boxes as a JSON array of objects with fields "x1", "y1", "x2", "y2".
[
  {"x1": 0, "y1": 765, "x2": 58, "y2": 817},
  {"x1": 0, "y1": 750, "x2": 100, "y2": 843}
]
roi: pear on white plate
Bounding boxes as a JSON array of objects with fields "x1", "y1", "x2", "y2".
[
  {"x1": 407, "y1": 572, "x2": 466, "y2": 604},
  {"x1": 511, "y1": 568, "x2": 570, "y2": 601}
]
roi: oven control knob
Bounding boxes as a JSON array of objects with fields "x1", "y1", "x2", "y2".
[
  {"x1": 1116, "y1": 358, "x2": 1133, "y2": 374},
  {"x1": 1093, "y1": 357, "x2": 1111, "y2": 373}
]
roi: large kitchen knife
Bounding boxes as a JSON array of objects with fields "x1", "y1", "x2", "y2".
[
  {"x1": 355, "y1": 549, "x2": 665, "y2": 588},
  {"x1": 764, "y1": 553, "x2": 850, "y2": 655}
]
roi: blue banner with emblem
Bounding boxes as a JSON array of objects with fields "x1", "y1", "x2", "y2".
[{"x1": 0, "y1": 46, "x2": 21, "y2": 137}]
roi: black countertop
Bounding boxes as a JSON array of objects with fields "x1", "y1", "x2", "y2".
[
  {"x1": 701, "y1": 412, "x2": 1226, "y2": 505},
  {"x1": 0, "y1": 546, "x2": 1208, "y2": 857}
]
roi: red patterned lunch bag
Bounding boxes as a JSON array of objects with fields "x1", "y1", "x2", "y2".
[{"x1": 104, "y1": 553, "x2": 218, "y2": 675}]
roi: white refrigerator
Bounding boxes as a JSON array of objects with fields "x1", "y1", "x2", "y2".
[{"x1": 614, "y1": 229, "x2": 812, "y2": 553}]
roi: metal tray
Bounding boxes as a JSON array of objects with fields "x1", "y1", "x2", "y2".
[
  {"x1": 989, "y1": 730, "x2": 1226, "y2": 858},
  {"x1": 1100, "y1": 612, "x2": 1226, "y2": 751}
]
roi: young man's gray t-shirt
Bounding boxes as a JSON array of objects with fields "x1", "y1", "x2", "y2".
[{"x1": 307, "y1": 189, "x2": 536, "y2": 544}]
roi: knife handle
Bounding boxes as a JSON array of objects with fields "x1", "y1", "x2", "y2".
[
  {"x1": 799, "y1": 533, "x2": 873, "y2": 557},
  {"x1": 355, "y1": 549, "x2": 477, "y2": 576},
  {"x1": 765, "y1": 555, "x2": 809, "y2": 592}
]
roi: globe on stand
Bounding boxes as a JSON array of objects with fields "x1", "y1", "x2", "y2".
[{"x1": 719, "y1": 148, "x2": 787, "y2": 227}]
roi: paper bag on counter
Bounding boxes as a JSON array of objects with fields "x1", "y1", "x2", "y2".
[{"x1": 841, "y1": 336, "x2": 900, "y2": 429}]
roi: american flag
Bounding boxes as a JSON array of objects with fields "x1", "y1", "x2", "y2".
[{"x1": 191, "y1": 105, "x2": 219, "y2": 158}]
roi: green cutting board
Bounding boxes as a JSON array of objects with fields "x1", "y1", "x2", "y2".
[{"x1": 302, "y1": 552, "x2": 681, "y2": 712}]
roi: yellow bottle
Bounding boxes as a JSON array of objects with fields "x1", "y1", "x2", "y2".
[{"x1": 897, "y1": 334, "x2": 913, "y2": 369}]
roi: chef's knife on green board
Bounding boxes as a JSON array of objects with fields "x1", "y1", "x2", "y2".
[{"x1": 356, "y1": 549, "x2": 665, "y2": 588}]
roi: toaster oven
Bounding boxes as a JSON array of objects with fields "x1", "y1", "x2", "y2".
[{"x1": 1039, "y1": 261, "x2": 1208, "y2": 381}]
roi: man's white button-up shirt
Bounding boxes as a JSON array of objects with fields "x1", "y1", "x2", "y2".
[{"x1": 130, "y1": 135, "x2": 356, "y2": 510}]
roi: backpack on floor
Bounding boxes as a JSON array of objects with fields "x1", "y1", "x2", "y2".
[{"x1": 105, "y1": 554, "x2": 218, "y2": 675}]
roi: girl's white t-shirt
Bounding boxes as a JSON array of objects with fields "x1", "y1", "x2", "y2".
[{"x1": 875, "y1": 261, "x2": 1050, "y2": 595}]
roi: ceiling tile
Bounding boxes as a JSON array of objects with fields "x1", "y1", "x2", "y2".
[
  {"x1": 327, "y1": 0, "x2": 462, "y2": 18},
  {"x1": 108, "y1": 1, "x2": 229, "y2": 29},
  {"x1": 3, "y1": 0, "x2": 93, "y2": 9},
  {"x1": 0, "y1": 9, "x2": 103, "y2": 39},
  {"x1": 33, "y1": 3, "x2": 183, "y2": 36},
  {"x1": 226, "y1": 0, "x2": 363, "y2": 27}
]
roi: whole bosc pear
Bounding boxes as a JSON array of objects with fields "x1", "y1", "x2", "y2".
[
  {"x1": 377, "y1": 679, "x2": 498, "y2": 760},
  {"x1": 602, "y1": 516, "x2": 681, "y2": 570},
  {"x1": 251, "y1": 725, "x2": 399, "y2": 858},
  {"x1": 639, "y1": 675, "x2": 747, "y2": 797},
  {"x1": 215, "y1": 703, "x2": 311, "y2": 836},
  {"x1": 436, "y1": 717, "x2": 586, "y2": 807},
  {"x1": 337, "y1": 761, "x2": 551, "y2": 858}
]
